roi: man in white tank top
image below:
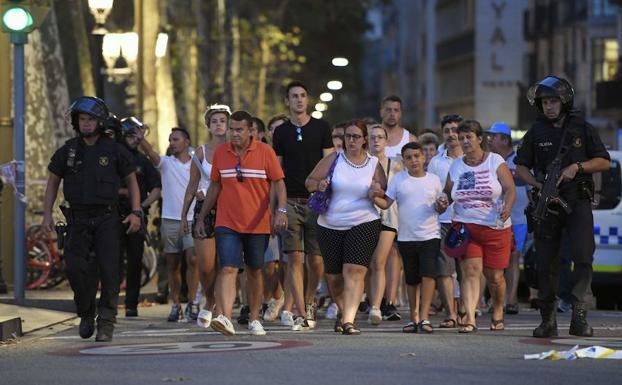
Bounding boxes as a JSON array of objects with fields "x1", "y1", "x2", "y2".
[{"x1": 381, "y1": 95, "x2": 417, "y2": 158}]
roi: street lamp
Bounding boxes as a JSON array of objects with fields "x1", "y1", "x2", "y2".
[
  {"x1": 327, "y1": 80, "x2": 343, "y2": 90},
  {"x1": 88, "y1": 0, "x2": 114, "y2": 98},
  {"x1": 315, "y1": 102, "x2": 327, "y2": 112},
  {"x1": 332, "y1": 57, "x2": 349, "y2": 67},
  {"x1": 311, "y1": 111, "x2": 323, "y2": 119},
  {"x1": 319, "y1": 92, "x2": 333, "y2": 102},
  {"x1": 88, "y1": 0, "x2": 113, "y2": 34},
  {"x1": 102, "y1": 32, "x2": 138, "y2": 78}
]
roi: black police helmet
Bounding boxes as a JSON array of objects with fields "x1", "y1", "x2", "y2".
[
  {"x1": 120, "y1": 116, "x2": 144, "y2": 136},
  {"x1": 527, "y1": 75, "x2": 575, "y2": 113},
  {"x1": 69, "y1": 96, "x2": 109, "y2": 131}
]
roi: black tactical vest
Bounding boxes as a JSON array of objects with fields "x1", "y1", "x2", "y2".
[{"x1": 62, "y1": 137, "x2": 123, "y2": 206}]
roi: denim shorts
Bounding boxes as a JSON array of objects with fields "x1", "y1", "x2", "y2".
[{"x1": 215, "y1": 226, "x2": 269, "y2": 269}]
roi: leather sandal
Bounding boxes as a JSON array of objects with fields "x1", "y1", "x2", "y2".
[
  {"x1": 402, "y1": 321, "x2": 418, "y2": 333},
  {"x1": 439, "y1": 318, "x2": 457, "y2": 328},
  {"x1": 490, "y1": 319, "x2": 505, "y2": 331},
  {"x1": 458, "y1": 324, "x2": 478, "y2": 334},
  {"x1": 334, "y1": 319, "x2": 344, "y2": 333},
  {"x1": 419, "y1": 320, "x2": 433, "y2": 334},
  {"x1": 341, "y1": 322, "x2": 361, "y2": 335}
]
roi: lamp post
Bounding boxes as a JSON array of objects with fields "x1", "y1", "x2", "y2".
[{"x1": 88, "y1": 0, "x2": 114, "y2": 99}]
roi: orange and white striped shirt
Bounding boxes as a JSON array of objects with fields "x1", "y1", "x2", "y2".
[{"x1": 211, "y1": 138, "x2": 285, "y2": 234}]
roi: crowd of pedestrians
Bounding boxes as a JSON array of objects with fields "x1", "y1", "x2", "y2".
[{"x1": 45, "y1": 76, "x2": 610, "y2": 341}]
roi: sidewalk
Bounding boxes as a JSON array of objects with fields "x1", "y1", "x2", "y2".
[{"x1": 0, "y1": 280, "x2": 157, "y2": 341}]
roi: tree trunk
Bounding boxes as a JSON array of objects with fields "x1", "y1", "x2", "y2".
[{"x1": 257, "y1": 36, "x2": 270, "y2": 119}]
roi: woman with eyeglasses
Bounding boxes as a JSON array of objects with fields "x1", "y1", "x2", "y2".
[
  {"x1": 443, "y1": 120, "x2": 516, "y2": 333},
  {"x1": 366, "y1": 124, "x2": 404, "y2": 326},
  {"x1": 306, "y1": 120, "x2": 387, "y2": 335},
  {"x1": 180, "y1": 104, "x2": 231, "y2": 329}
]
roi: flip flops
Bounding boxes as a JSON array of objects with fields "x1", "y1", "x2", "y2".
[
  {"x1": 458, "y1": 324, "x2": 478, "y2": 333},
  {"x1": 439, "y1": 318, "x2": 457, "y2": 328}
]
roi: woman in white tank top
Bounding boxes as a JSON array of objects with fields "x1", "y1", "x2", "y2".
[
  {"x1": 180, "y1": 104, "x2": 230, "y2": 328},
  {"x1": 306, "y1": 120, "x2": 387, "y2": 335}
]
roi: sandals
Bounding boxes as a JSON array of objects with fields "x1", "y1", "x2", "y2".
[
  {"x1": 439, "y1": 318, "x2": 457, "y2": 328},
  {"x1": 458, "y1": 324, "x2": 478, "y2": 334},
  {"x1": 419, "y1": 320, "x2": 433, "y2": 334},
  {"x1": 490, "y1": 319, "x2": 505, "y2": 331},
  {"x1": 457, "y1": 310, "x2": 468, "y2": 327},
  {"x1": 341, "y1": 322, "x2": 361, "y2": 335},
  {"x1": 334, "y1": 319, "x2": 344, "y2": 333},
  {"x1": 505, "y1": 304, "x2": 519, "y2": 315},
  {"x1": 402, "y1": 322, "x2": 418, "y2": 333}
]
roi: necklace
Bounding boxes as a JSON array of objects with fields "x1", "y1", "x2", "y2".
[
  {"x1": 343, "y1": 153, "x2": 370, "y2": 168},
  {"x1": 464, "y1": 151, "x2": 486, "y2": 166}
]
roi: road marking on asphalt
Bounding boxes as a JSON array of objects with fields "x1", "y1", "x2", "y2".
[
  {"x1": 79, "y1": 341, "x2": 285, "y2": 355},
  {"x1": 550, "y1": 337, "x2": 622, "y2": 348}
]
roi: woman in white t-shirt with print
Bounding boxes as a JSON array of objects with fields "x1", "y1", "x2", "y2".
[
  {"x1": 180, "y1": 104, "x2": 231, "y2": 329},
  {"x1": 444, "y1": 120, "x2": 516, "y2": 334}
]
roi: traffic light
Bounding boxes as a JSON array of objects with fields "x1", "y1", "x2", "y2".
[{"x1": 0, "y1": 0, "x2": 50, "y2": 34}]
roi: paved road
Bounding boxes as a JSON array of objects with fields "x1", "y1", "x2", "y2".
[{"x1": 2, "y1": 303, "x2": 622, "y2": 385}]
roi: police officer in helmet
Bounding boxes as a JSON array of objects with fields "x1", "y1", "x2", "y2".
[
  {"x1": 515, "y1": 76, "x2": 610, "y2": 338},
  {"x1": 42, "y1": 96, "x2": 142, "y2": 342},
  {"x1": 118, "y1": 117, "x2": 161, "y2": 317}
]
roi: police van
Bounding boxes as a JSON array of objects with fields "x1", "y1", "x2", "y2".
[{"x1": 591, "y1": 150, "x2": 622, "y2": 308}]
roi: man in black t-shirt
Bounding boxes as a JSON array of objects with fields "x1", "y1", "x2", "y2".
[
  {"x1": 516, "y1": 76, "x2": 610, "y2": 338},
  {"x1": 272, "y1": 81, "x2": 334, "y2": 330}
]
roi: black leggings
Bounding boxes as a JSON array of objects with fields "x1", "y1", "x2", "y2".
[{"x1": 317, "y1": 220, "x2": 381, "y2": 274}]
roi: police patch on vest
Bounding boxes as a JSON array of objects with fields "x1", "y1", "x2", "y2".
[
  {"x1": 573, "y1": 137, "x2": 582, "y2": 148},
  {"x1": 99, "y1": 156, "x2": 109, "y2": 166}
]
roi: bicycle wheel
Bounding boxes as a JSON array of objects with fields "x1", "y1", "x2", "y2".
[{"x1": 26, "y1": 240, "x2": 53, "y2": 290}]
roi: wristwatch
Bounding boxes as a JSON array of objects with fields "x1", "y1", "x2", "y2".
[
  {"x1": 576, "y1": 162, "x2": 584, "y2": 174},
  {"x1": 277, "y1": 207, "x2": 287, "y2": 214},
  {"x1": 130, "y1": 209, "x2": 144, "y2": 218}
]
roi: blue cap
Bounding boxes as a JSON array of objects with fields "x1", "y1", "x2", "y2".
[{"x1": 487, "y1": 122, "x2": 511, "y2": 136}]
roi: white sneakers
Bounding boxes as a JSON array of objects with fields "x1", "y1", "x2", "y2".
[
  {"x1": 368, "y1": 307, "x2": 382, "y2": 325},
  {"x1": 197, "y1": 309, "x2": 212, "y2": 329},
  {"x1": 326, "y1": 302, "x2": 339, "y2": 320},
  {"x1": 211, "y1": 314, "x2": 267, "y2": 336},
  {"x1": 263, "y1": 296, "x2": 285, "y2": 321},
  {"x1": 248, "y1": 320, "x2": 267, "y2": 336},
  {"x1": 211, "y1": 314, "x2": 236, "y2": 336},
  {"x1": 280, "y1": 310, "x2": 295, "y2": 326}
]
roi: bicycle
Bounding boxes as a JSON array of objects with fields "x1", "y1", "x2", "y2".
[{"x1": 26, "y1": 223, "x2": 65, "y2": 290}]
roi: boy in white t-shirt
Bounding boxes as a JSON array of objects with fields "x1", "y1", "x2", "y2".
[{"x1": 374, "y1": 142, "x2": 448, "y2": 334}]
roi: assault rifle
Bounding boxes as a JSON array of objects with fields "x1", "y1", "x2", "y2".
[{"x1": 530, "y1": 158, "x2": 572, "y2": 223}]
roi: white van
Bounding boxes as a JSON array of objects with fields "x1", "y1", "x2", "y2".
[{"x1": 591, "y1": 150, "x2": 622, "y2": 307}]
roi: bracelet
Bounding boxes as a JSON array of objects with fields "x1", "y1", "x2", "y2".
[{"x1": 576, "y1": 162, "x2": 584, "y2": 174}]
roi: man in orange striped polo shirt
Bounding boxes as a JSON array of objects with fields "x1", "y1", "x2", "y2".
[{"x1": 195, "y1": 110, "x2": 288, "y2": 336}]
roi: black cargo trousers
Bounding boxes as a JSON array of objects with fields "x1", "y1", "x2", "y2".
[
  {"x1": 64, "y1": 206, "x2": 121, "y2": 322},
  {"x1": 534, "y1": 197, "x2": 594, "y2": 305}
]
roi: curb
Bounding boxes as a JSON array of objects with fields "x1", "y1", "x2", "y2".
[{"x1": 0, "y1": 317, "x2": 23, "y2": 341}]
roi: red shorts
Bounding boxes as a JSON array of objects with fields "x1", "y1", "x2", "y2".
[{"x1": 462, "y1": 223, "x2": 512, "y2": 269}]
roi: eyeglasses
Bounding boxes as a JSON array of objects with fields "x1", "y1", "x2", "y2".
[
  {"x1": 235, "y1": 163, "x2": 244, "y2": 182},
  {"x1": 344, "y1": 133, "x2": 363, "y2": 141},
  {"x1": 296, "y1": 127, "x2": 303, "y2": 142},
  {"x1": 369, "y1": 135, "x2": 386, "y2": 141}
]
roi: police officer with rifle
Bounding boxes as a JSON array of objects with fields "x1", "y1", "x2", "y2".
[
  {"x1": 515, "y1": 76, "x2": 610, "y2": 338},
  {"x1": 42, "y1": 97, "x2": 142, "y2": 342}
]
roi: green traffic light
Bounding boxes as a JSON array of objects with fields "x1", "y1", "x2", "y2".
[{"x1": 2, "y1": 7, "x2": 34, "y2": 32}]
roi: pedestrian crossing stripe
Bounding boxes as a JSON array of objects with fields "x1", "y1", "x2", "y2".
[{"x1": 593, "y1": 225, "x2": 622, "y2": 245}]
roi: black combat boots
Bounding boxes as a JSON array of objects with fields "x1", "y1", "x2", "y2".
[
  {"x1": 95, "y1": 320, "x2": 114, "y2": 342},
  {"x1": 569, "y1": 302, "x2": 593, "y2": 337},
  {"x1": 533, "y1": 301, "x2": 558, "y2": 338},
  {"x1": 79, "y1": 317, "x2": 95, "y2": 339}
]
